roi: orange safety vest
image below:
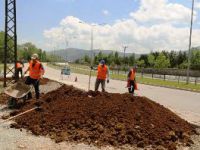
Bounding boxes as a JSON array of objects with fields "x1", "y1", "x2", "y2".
[
  {"x1": 16, "y1": 62, "x2": 22, "y2": 69},
  {"x1": 130, "y1": 69, "x2": 136, "y2": 80},
  {"x1": 97, "y1": 65, "x2": 108, "y2": 80},
  {"x1": 29, "y1": 60, "x2": 44, "y2": 79}
]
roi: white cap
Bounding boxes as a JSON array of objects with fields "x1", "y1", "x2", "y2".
[{"x1": 31, "y1": 53, "x2": 38, "y2": 60}]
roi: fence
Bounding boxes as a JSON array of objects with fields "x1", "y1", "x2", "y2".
[{"x1": 109, "y1": 67, "x2": 200, "y2": 85}]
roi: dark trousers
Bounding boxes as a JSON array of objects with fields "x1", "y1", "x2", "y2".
[
  {"x1": 25, "y1": 76, "x2": 40, "y2": 99},
  {"x1": 128, "y1": 80, "x2": 135, "y2": 94},
  {"x1": 16, "y1": 68, "x2": 23, "y2": 79},
  {"x1": 95, "y1": 79, "x2": 106, "y2": 92}
]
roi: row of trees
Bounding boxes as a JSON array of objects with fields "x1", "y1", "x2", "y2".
[
  {"x1": 77, "y1": 49, "x2": 200, "y2": 70},
  {"x1": 0, "y1": 31, "x2": 50, "y2": 63},
  {"x1": 1, "y1": 30, "x2": 200, "y2": 70},
  {"x1": 17, "y1": 43, "x2": 48, "y2": 62}
]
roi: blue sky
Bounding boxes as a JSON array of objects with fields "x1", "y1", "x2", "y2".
[
  {"x1": 0, "y1": 0, "x2": 137, "y2": 42},
  {"x1": 0, "y1": 0, "x2": 200, "y2": 53}
]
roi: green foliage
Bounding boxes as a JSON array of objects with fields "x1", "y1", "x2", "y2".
[
  {"x1": 177, "y1": 51, "x2": 187, "y2": 68},
  {"x1": 154, "y1": 52, "x2": 170, "y2": 69},
  {"x1": 136, "y1": 59, "x2": 145, "y2": 67},
  {"x1": 139, "y1": 54, "x2": 148, "y2": 67},
  {"x1": 191, "y1": 50, "x2": 200, "y2": 70},
  {"x1": 179, "y1": 61, "x2": 188, "y2": 69},
  {"x1": 83, "y1": 55, "x2": 91, "y2": 64},
  {"x1": 169, "y1": 51, "x2": 178, "y2": 68},
  {"x1": 148, "y1": 54, "x2": 155, "y2": 67},
  {"x1": 128, "y1": 54, "x2": 135, "y2": 66},
  {"x1": 18, "y1": 42, "x2": 48, "y2": 62}
]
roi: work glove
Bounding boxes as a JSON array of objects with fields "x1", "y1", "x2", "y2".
[{"x1": 107, "y1": 79, "x2": 109, "y2": 83}]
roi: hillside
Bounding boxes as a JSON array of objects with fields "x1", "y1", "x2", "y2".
[{"x1": 48, "y1": 48, "x2": 140, "y2": 62}]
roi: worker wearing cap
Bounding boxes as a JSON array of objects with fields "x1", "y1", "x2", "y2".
[
  {"x1": 95, "y1": 60, "x2": 109, "y2": 92},
  {"x1": 127, "y1": 65, "x2": 137, "y2": 95},
  {"x1": 24, "y1": 53, "x2": 45, "y2": 99},
  {"x1": 16, "y1": 60, "x2": 24, "y2": 79}
]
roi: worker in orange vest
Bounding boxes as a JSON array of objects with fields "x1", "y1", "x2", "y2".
[
  {"x1": 95, "y1": 60, "x2": 109, "y2": 92},
  {"x1": 24, "y1": 53, "x2": 45, "y2": 100},
  {"x1": 127, "y1": 65, "x2": 137, "y2": 95},
  {"x1": 16, "y1": 60, "x2": 24, "y2": 79}
]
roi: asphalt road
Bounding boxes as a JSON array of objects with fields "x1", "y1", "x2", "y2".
[{"x1": 43, "y1": 64, "x2": 200, "y2": 126}]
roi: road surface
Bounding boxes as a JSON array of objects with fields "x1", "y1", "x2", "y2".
[{"x1": 43, "y1": 64, "x2": 200, "y2": 126}]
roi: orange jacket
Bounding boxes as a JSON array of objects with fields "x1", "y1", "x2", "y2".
[
  {"x1": 130, "y1": 69, "x2": 136, "y2": 80},
  {"x1": 16, "y1": 62, "x2": 23, "y2": 69},
  {"x1": 29, "y1": 60, "x2": 44, "y2": 79},
  {"x1": 97, "y1": 65, "x2": 108, "y2": 80}
]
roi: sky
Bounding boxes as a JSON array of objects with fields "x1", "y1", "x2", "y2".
[{"x1": 0, "y1": 0, "x2": 200, "y2": 53}]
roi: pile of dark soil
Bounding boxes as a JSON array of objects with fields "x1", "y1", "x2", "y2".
[
  {"x1": 0, "y1": 93, "x2": 8, "y2": 105},
  {"x1": 11, "y1": 85, "x2": 197, "y2": 149}
]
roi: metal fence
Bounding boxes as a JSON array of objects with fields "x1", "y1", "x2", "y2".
[{"x1": 110, "y1": 67, "x2": 200, "y2": 85}]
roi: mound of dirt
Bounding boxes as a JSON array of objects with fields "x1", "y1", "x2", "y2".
[
  {"x1": 0, "y1": 93, "x2": 9, "y2": 105},
  {"x1": 11, "y1": 85, "x2": 197, "y2": 149}
]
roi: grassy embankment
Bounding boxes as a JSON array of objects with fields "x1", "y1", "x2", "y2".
[{"x1": 48, "y1": 63, "x2": 200, "y2": 92}]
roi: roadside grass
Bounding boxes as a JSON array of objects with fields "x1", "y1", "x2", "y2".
[{"x1": 47, "y1": 63, "x2": 200, "y2": 92}]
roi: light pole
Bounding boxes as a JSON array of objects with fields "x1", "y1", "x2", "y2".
[
  {"x1": 123, "y1": 45, "x2": 128, "y2": 64},
  {"x1": 88, "y1": 25, "x2": 94, "y2": 91},
  {"x1": 79, "y1": 22, "x2": 106, "y2": 91},
  {"x1": 186, "y1": 0, "x2": 194, "y2": 84}
]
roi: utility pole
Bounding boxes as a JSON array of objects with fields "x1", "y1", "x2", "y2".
[
  {"x1": 78, "y1": 22, "x2": 106, "y2": 91},
  {"x1": 123, "y1": 46, "x2": 128, "y2": 64},
  {"x1": 4, "y1": 0, "x2": 17, "y2": 87},
  {"x1": 88, "y1": 25, "x2": 94, "y2": 91},
  {"x1": 186, "y1": 0, "x2": 194, "y2": 84}
]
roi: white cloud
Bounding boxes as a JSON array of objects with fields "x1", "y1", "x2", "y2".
[
  {"x1": 43, "y1": 1, "x2": 200, "y2": 53},
  {"x1": 102, "y1": 10, "x2": 110, "y2": 16},
  {"x1": 130, "y1": 0, "x2": 196, "y2": 24},
  {"x1": 195, "y1": 2, "x2": 200, "y2": 9}
]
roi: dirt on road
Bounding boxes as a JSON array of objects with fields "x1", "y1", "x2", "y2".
[{"x1": 6, "y1": 85, "x2": 197, "y2": 150}]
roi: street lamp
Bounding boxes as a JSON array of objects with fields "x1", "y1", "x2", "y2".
[{"x1": 186, "y1": 0, "x2": 194, "y2": 84}]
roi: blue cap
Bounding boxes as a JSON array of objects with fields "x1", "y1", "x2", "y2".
[{"x1": 100, "y1": 59, "x2": 105, "y2": 64}]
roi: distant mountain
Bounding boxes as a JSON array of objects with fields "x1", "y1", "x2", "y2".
[{"x1": 48, "y1": 48, "x2": 141, "y2": 62}]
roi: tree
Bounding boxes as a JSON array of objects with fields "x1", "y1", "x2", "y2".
[
  {"x1": 128, "y1": 53, "x2": 135, "y2": 66},
  {"x1": 83, "y1": 55, "x2": 91, "y2": 64},
  {"x1": 136, "y1": 60, "x2": 145, "y2": 68},
  {"x1": 138, "y1": 54, "x2": 148, "y2": 67},
  {"x1": 114, "y1": 52, "x2": 121, "y2": 66},
  {"x1": 177, "y1": 51, "x2": 187, "y2": 68},
  {"x1": 148, "y1": 54, "x2": 155, "y2": 67},
  {"x1": 154, "y1": 52, "x2": 170, "y2": 68},
  {"x1": 191, "y1": 50, "x2": 200, "y2": 70},
  {"x1": 107, "y1": 52, "x2": 114, "y2": 65},
  {"x1": 152, "y1": 51, "x2": 159, "y2": 59},
  {"x1": 169, "y1": 51, "x2": 177, "y2": 68}
]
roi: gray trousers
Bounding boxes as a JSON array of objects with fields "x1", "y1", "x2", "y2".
[{"x1": 95, "y1": 79, "x2": 106, "y2": 92}]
